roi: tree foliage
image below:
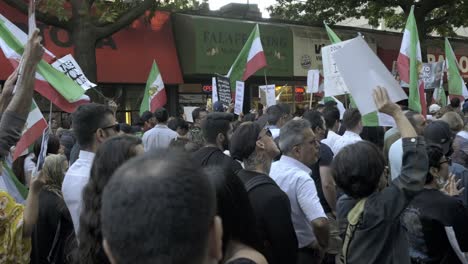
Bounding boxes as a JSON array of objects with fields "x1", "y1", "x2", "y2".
[{"x1": 268, "y1": 0, "x2": 468, "y2": 37}]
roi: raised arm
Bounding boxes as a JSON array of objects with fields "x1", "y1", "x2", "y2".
[
  {"x1": 0, "y1": 29, "x2": 44, "y2": 159},
  {"x1": 373, "y1": 87, "x2": 427, "y2": 193}
]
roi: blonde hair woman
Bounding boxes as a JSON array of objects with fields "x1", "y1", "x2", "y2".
[{"x1": 31, "y1": 154, "x2": 74, "y2": 264}]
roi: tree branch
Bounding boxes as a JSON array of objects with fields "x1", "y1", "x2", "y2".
[
  {"x1": 94, "y1": 0, "x2": 153, "y2": 40},
  {"x1": 4, "y1": 0, "x2": 70, "y2": 30}
]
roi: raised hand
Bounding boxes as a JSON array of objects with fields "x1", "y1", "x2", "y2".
[
  {"x1": 442, "y1": 174, "x2": 465, "y2": 197},
  {"x1": 22, "y1": 29, "x2": 44, "y2": 65},
  {"x1": 372, "y1": 86, "x2": 401, "y2": 117},
  {"x1": 0, "y1": 67, "x2": 19, "y2": 112}
]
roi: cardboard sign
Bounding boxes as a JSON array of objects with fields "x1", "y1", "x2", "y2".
[
  {"x1": 216, "y1": 75, "x2": 232, "y2": 109},
  {"x1": 234, "y1": 81, "x2": 244, "y2": 115},
  {"x1": 212, "y1": 77, "x2": 218, "y2": 103},
  {"x1": 322, "y1": 40, "x2": 352, "y2": 96},
  {"x1": 307, "y1": 69, "x2": 320, "y2": 93},
  {"x1": 333, "y1": 37, "x2": 407, "y2": 115},
  {"x1": 259, "y1": 84, "x2": 276, "y2": 107},
  {"x1": 52, "y1": 54, "x2": 96, "y2": 90}
]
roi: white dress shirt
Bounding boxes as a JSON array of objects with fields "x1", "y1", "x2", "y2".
[
  {"x1": 388, "y1": 138, "x2": 403, "y2": 180},
  {"x1": 142, "y1": 124, "x2": 178, "y2": 152},
  {"x1": 332, "y1": 131, "x2": 362, "y2": 155},
  {"x1": 321, "y1": 130, "x2": 342, "y2": 155},
  {"x1": 62, "y1": 150, "x2": 95, "y2": 234},
  {"x1": 270, "y1": 155, "x2": 326, "y2": 248}
]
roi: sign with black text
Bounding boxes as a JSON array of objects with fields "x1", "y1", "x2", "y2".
[{"x1": 216, "y1": 75, "x2": 232, "y2": 109}]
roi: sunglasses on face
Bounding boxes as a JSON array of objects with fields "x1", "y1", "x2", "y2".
[
  {"x1": 257, "y1": 128, "x2": 272, "y2": 140},
  {"x1": 439, "y1": 157, "x2": 452, "y2": 166},
  {"x1": 97, "y1": 123, "x2": 120, "y2": 133}
]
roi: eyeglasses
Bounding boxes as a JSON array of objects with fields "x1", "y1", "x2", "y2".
[
  {"x1": 257, "y1": 128, "x2": 272, "y2": 140},
  {"x1": 97, "y1": 123, "x2": 120, "y2": 133},
  {"x1": 439, "y1": 157, "x2": 452, "y2": 166}
]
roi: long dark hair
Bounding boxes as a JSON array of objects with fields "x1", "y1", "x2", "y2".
[
  {"x1": 78, "y1": 135, "x2": 142, "y2": 264},
  {"x1": 205, "y1": 166, "x2": 262, "y2": 255}
]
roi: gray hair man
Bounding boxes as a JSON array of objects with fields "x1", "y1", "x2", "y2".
[{"x1": 270, "y1": 119, "x2": 329, "y2": 264}]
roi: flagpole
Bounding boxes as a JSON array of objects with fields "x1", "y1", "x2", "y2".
[{"x1": 263, "y1": 69, "x2": 268, "y2": 85}]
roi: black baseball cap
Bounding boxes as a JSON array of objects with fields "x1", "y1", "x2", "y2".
[
  {"x1": 230, "y1": 122, "x2": 262, "y2": 161},
  {"x1": 424, "y1": 121, "x2": 454, "y2": 155}
]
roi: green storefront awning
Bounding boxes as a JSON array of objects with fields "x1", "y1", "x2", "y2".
[{"x1": 173, "y1": 13, "x2": 293, "y2": 78}]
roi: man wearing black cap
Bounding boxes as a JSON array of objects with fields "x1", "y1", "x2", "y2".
[
  {"x1": 425, "y1": 121, "x2": 468, "y2": 206},
  {"x1": 230, "y1": 122, "x2": 298, "y2": 264},
  {"x1": 137, "y1": 111, "x2": 156, "y2": 137}
]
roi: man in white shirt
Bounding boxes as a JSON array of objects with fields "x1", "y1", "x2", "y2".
[
  {"x1": 332, "y1": 108, "x2": 363, "y2": 155},
  {"x1": 62, "y1": 103, "x2": 119, "y2": 234},
  {"x1": 266, "y1": 104, "x2": 292, "y2": 139},
  {"x1": 388, "y1": 111, "x2": 426, "y2": 180},
  {"x1": 143, "y1": 108, "x2": 178, "y2": 151},
  {"x1": 270, "y1": 119, "x2": 329, "y2": 264},
  {"x1": 321, "y1": 106, "x2": 342, "y2": 154}
]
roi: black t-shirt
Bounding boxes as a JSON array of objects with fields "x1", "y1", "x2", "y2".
[
  {"x1": 401, "y1": 189, "x2": 468, "y2": 264},
  {"x1": 191, "y1": 146, "x2": 243, "y2": 172},
  {"x1": 310, "y1": 143, "x2": 334, "y2": 213},
  {"x1": 237, "y1": 169, "x2": 298, "y2": 264}
]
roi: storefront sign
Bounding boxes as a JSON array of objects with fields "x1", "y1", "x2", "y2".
[{"x1": 174, "y1": 14, "x2": 293, "y2": 77}]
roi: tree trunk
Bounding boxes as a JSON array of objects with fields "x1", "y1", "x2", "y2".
[{"x1": 71, "y1": 24, "x2": 97, "y2": 83}]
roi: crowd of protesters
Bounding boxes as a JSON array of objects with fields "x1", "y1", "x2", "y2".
[{"x1": 1, "y1": 29, "x2": 468, "y2": 264}]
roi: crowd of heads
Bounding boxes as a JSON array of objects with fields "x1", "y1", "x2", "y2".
[{"x1": 3, "y1": 49, "x2": 468, "y2": 264}]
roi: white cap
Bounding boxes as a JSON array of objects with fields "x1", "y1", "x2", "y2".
[{"x1": 429, "y1": 104, "x2": 441, "y2": 114}]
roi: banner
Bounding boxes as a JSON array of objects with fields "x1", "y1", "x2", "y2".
[{"x1": 420, "y1": 61, "x2": 445, "y2": 90}]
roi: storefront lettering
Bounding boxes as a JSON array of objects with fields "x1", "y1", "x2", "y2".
[
  {"x1": 427, "y1": 54, "x2": 468, "y2": 73},
  {"x1": 14, "y1": 22, "x2": 117, "y2": 50},
  {"x1": 203, "y1": 31, "x2": 287, "y2": 49},
  {"x1": 315, "y1": 44, "x2": 326, "y2": 54},
  {"x1": 203, "y1": 31, "x2": 248, "y2": 46}
]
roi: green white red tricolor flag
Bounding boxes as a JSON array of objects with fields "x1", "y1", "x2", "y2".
[
  {"x1": 397, "y1": 6, "x2": 427, "y2": 117},
  {"x1": 140, "y1": 61, "x2": 166, "y2": 115},
  {"x1": 227, "y1": 24, "x2": 267, "y2": 89},
  {"x1": 445, "y1": 38, "x2": 468, "y2": 101},
  {"x1": 0, "y1": 13, "x2": 90, "y2": 113},
  {"x1": 13, "y1": 100, "x2": 48, "y2": 160}
]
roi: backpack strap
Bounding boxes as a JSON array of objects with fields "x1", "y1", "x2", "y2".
[
  {"x1": 245, "y1": 176, "x2": 275, "y2": 192},
  {"x1": 341, "y1": 198, "x2": 367, "y2": 264}
]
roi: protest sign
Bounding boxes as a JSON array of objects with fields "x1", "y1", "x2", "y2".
[
  {"x1": 234, "y1": 81, "x2": 245, "y2": 115},
  {"x1": 212, "y1": 77, "x2": 218, "y2": 104},
  {"x1": 52, "y1": 54, "x2": 96, "y2": 90},
  {"x1": 183, "y1": 106, "x2": 198, "y2": 123},
  {"x1": 259, "y1": 85, "x2": 276, "y2": 107},
  {"x1": 307, "y1": 70, "x2": 320, "y2": 93},
  {"x1": 216, "y1": 75, "x2": 232, "y2": 109},
  {"x1": 322, "y1": 39, "x2": 352, "y2": 96},
  {"x1": 420, "y1": 61, "x2": 445, "y2": 90},
  {"x1": 333, "y1": 37, "x2": 407, "y2": 115}
]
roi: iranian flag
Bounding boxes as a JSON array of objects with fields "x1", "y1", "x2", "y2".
[
  {"x1": 324, "y1": 22, "x2": 342, "y2": 44},
  {"x1": 139, "y1": 61, "x2": 166, "y2": 115},
  {"x1": 445, "y1": 38, "x2": 468, "y2": 101},
  {"x1": 227, "y1": 24, "x2": 267, "y2": 89},
  {"x1": 397, "y1": 6, "x2": 427, "y2": 117},
  {"x1": 0, "y1": 14, "x2": 90, "y2": 113},
  {"x1": 13, "y1": 100, "x2": 48, "y2": 160}
]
